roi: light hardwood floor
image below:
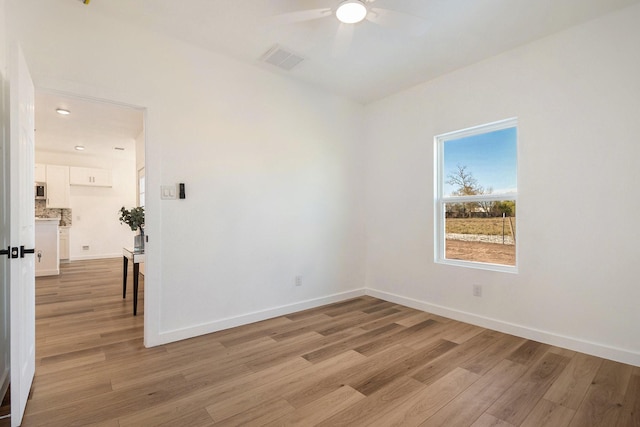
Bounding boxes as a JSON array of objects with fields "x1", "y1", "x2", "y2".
[{"x1": 15, "y1": 259, "x2": 639, "y2": 426}]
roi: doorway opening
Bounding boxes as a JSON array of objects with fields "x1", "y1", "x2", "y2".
[{"x1": 33, "y1": 88, "x2": 146, "y2": 294}]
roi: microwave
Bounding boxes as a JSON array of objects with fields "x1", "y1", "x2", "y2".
[{"x1": 35, "y1": 182, "x2": 46, "y2": 200}]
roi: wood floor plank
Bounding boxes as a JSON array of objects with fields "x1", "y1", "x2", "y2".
[
  {"x1": 569, "y1": 359, "x2": 633, "y2": 426},
  {"x1": 270, "y1": 313, "x2": 350, "y2": 341},
  {"x1": 267, "y1": 385, "x2": 365, "y2": 426},
  {"x1": 394, "y1": 311, "x2": 436, "y2": 328},
  {"x1": 284, "y1": 344, "x2": 414, "y2": 408},
  {"x1": 353, "y1": 339, "x2": 458, "y2": 396},
  {"x1": 12, "y1": 258, "x2": 637, "y2": 427},
  {"x1": 210, "y1": 397, "x2": 294, "y2": 426},
  {"x1": 186, "y1": 355, "x2": 313, "y2": 411},
  {"x1": 471, "y1": 413, "x2": 517, "y2": 427},
  {"x1": 25, "y1": 374, "x2": 192, "y2": 426},
  {"x1": 487, "y1": 351, "x2": 571, "y2": 425},
  {"x1": 421, "y1": 359, "x2": 528, "y2": 427},
  {"x1": 357, "y1": 307, "x2": 418, "y2": 331},
  {"x1": 209, "y1": 316, "x2": 293, "y2": 347},
  {"x1": 316, "y1": 376, "x2": 427, "y2": 427},
  {"x1": 354, "y1": 319, "x2": 438, "y2": 356},
  {"x1": 284, "y1": 297, "x2": 368, "y2": 321},
  {"x1": 411, "y1": 330, "x2": 499, "y2": 386},
  {"x1": 459, "y1": 332, "x2": 526, "y2": 376},
  {"x1": 376, "y1": 367, "x2": 480, "y2": 426},
  {"x1": 206, "y1": 351, "x2": 366, "y2": 422},
  {"x1": 507, "y1": 339, "x2": 551, "y2": 366},
  {"x1": 149, "y1": 409, "x2": 215, "y2": 427},
  {"x1": 520, "y1": 398, "x2": 575, "y2": 427},
  {"x1": 118, "y1": 357, "x2": 311, "y2": 426},
  {"x1": 544, "y1": 352, "x2": 603, "y2": 410},
  {"x1": 361, "y1": 300, "x2": 396, "y2": 314},
  {"x1": 618, "y1": 373, "x2": 640, "y2": 426},
  {"x1": 25, "y1": 379, "x2": 113, "y2": 414},
  {"x1": 118, "y1": 398, "x2": 216, "y2": 426},
  {"x1": 301, "y1": 322, "x2": 404, "y2": 363}
]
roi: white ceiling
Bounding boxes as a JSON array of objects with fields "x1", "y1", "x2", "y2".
[
  {"x1": 87, "y1": 0, "x2": 640, "y2": 104},
  {"x1": 36, "y1": 0, "x2": 639, "y2": 154},
  {"x1": 35, "y1": 91, "x2": 143, "y2": 158}
]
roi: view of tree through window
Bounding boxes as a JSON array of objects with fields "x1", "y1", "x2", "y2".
[{"x1": 435, "y1": 119, "x2": 517, "y2": 270}]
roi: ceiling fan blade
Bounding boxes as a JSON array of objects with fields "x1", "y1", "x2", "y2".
[
  {"x1": 268, "y1": 8, "x2": 333, "y2": 26},
  {"x1": 332, "y1": 23, "x2": 355, "y2": 57},
  {"x1": 367, "y1": 7, "x2": 429, "y2": 36}
]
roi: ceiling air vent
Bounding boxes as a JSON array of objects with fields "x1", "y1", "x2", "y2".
[{"x1": 261, "y1": 45, "x2": 305, "y2": 71}]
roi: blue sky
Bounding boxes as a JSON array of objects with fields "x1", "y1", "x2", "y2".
[{"x1": 443, "y1": 127, "x2": 517, "y2": 196}]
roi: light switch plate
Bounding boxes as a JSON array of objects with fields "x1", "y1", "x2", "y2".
[{"x1": 161, "y1": 185, "x2": 177, "y2": 200}]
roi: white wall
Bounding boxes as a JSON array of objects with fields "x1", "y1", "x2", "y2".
[
  {"x1": 7, "y1": 0, "x2": 366, "y2": 345},
  {"x1": 363, "y1": 4, "x2": 640, "y2": 365},
  {"x1": 35, "y1": 151, "x2": 137, "y2": 260}
]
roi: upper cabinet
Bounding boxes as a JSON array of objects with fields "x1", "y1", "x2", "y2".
[
  {"x1": 45, "y1": 165, "x2": 71, "y2": 208},
  {"x1": 69, "y1": 166, "x2": 112, "y2": 187},
  {"x1": 34, "y1": 163, "x2": 46, "y2": 182}
]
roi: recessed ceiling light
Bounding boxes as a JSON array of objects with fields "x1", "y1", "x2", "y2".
[
  {"x1": 336, "y1": 0, "x2": 367, "y2": 24},
  {"x1": 74, "y1": 145, "x2": 85, "y2": 151},
  {"x1": 56, "y1": 108, "x2": 71, "y2": 115}
]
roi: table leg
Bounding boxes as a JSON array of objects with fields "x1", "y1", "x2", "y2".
[
  {"x1": 123, "y1": 255, "x2": 128, "y2": 298},
  {"x1": 133, "y1": 262, "x2": 139, "y2": 316}
]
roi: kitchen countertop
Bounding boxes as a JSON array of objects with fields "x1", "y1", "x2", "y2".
[{"x1": 35, "y1": 217, "x2": 61, "y2": 222}]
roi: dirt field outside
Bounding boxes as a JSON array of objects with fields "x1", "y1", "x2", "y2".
[
  {"x1": 444, "y1": 218, "x2": 516, "y2": 265},
  {"x1": 446, "y1": 239, "x2": 515, "y2": 265}
]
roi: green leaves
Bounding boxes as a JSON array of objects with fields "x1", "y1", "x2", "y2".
[{"x1": 119, "y1": 206, "x2": 144, "y2": 232}]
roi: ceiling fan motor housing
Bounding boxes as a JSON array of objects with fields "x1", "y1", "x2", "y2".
[{"x1": 336, "y1": 0, "x2": 368, "y2": 24}]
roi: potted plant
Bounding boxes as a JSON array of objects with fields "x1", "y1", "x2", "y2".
[{"x1": 119, "y1": 206, "x2": 145, "y2": 251}]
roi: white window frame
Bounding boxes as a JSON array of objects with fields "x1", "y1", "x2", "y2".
[
  {"x1": 434, "y1": 118, "x2": 518, "y2": 273},
  {"x1": 137, "y1": 167, "x2": 145, "y2": 208}
]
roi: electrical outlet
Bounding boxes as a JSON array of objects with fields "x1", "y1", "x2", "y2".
[
  {"x1": 473, "y1": 284, "x2": 482, "y2": 297},
  {"x1": 295, "y1": 276, "x2": 302, "y2": 287}
]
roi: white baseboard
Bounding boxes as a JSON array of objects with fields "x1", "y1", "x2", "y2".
[
  {"x1": 148, "y1": 289, "x2": 367, "y2": 347},
  {"x1": 70, "y1": 253, "x2": 122, "y2": 261},
  {"x1": 366, "y1": 288, "x2": 640, "y2": 367},
  {"x1": 35, "y1": 268, "x2": 59, "y2": 277}
]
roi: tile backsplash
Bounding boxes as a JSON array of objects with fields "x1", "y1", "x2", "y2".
[{"x1": 35, "y1": 200, "x2": 72, "y2": 226}]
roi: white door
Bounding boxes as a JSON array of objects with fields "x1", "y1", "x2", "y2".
[{"x1": 8, "y1": 45, "x2": 36, "y2": 427}]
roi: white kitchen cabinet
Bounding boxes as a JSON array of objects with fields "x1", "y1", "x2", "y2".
[
  {"x1": 35, "y1": 219, "x2": 60, "y2": 277},
  {"x1": 46, "y1": 165, "x2": 71, "y2": 208},
  {"x1": 59, "y1": 227, "x2": 70, "y2": 261},
  {"x1": 34, "y1": 163, "x2": 46, "y2": 182},
  {"x1": 69, "y1": 166, "x2": 112, "y2": 187}
]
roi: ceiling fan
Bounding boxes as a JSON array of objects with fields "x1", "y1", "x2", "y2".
[
  {"x1": 269, "y1": 0, "x2": 428, "y2": 56},
  {"x1": 271, "y1": 0, "x2": 427, "y2": 31}
]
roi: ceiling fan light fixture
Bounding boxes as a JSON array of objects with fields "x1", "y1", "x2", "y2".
[{"x1": 336, "y1": 0, "x2": 367, "y2": 24}]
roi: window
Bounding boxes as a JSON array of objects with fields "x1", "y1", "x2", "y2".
[
  {"x1": 138, "y1": 167, "x2": 145, "y2": 208},
  {"x1": 435, "y1": 118, "x2": 518, "y2": 272}
]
